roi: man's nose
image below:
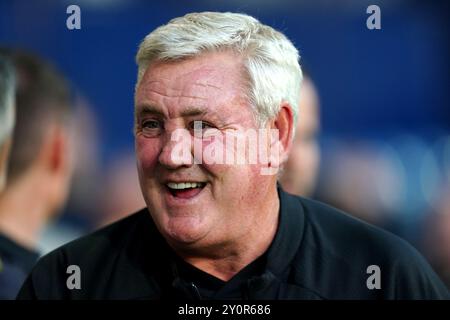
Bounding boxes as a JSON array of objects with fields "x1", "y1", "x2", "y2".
[{"x1": 158, "y1": 128, "x2": 194, "y2": 169}]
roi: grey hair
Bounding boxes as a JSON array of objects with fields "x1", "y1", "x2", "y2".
[
  {"x1": 136, "y1": 12, "x2": 302, "y2": 129},
  {"x1": 0, "y1": 55, "x2": 15, "y2": 146}
]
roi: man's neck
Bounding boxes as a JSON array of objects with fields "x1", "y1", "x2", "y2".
[
  {"x1": 0, "y1": 175, "x2": 49, "y2": 250},
  {"x1": 174, "y1": 186, "x2": 280, "y2": 282}
]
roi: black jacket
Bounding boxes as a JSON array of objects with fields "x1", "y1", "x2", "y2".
[{"x1": 17, "y1": 188, "x2": 449, "y2": 299}]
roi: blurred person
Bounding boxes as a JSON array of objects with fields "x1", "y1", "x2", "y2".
[
  {"x1": 318, "y1": 143, "x2": 399, "y2": 227},
  {"x1": 0, "y1": 55, "x2": 16, "y2": 299},
  {"x1": 96, "y1": 151, "x2": 145, "y2": 228},
  {"x1": 37, "y1": 99, "x2": 102, "y2": 254},
  {"x1": 279, "y1": 71, "x2": 320, "y2": 196},
  {"x1": 60, "y1": 99, "x2": 102, "y2": 232},
  {"x1": 18, "y1": 12, "x2": 448, "y2": 300},
  {"x1": 0, "y1": 48, "x2": 73, "y2": 299},
  {"x1": 0, "y1": 55, "x2": 15, "y2": 193},
  {"x1": 423, "y1": 184, "x2": 450, "y2": 288}
]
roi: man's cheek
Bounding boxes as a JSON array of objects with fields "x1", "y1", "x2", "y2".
[{"x1": 136, "y1": 139, "x2": 160, "y2": 171}]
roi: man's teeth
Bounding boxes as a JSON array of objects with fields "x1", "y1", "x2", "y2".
[{"x1": 167, "y1": 182, "x2": 205, "y2": 190}]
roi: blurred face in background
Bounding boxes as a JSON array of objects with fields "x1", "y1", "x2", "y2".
[
  {"x1": 280, "y1": 78, "x2": 320, "y2": 197},
  {"x1": 135, "y1": 51, "x2": 276, "y2": 251},
  {"x1": 0, "y1": 139, "x2": 12, "y2": 192}
]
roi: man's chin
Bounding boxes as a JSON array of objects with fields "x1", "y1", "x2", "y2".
[{"x1": 164, "y1": 219, "x2": 209, "y2": 246}]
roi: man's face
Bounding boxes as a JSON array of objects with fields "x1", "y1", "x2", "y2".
[
  {"x1": 135, "y1": 51, "x2": 273, "y2": 250},
  {"x1": 280, "y1": 79, "x2": 320, "y2": 196}
]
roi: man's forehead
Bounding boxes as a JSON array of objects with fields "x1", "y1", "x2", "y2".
[
  {"x1": 134, "y1": 52, "x2": 252, "y2": 121},
  {"x1": 137, "y1": 77, "x2": 223, "y2": 100},
  {"x1": 138, "y1": 52, "x2": 244, "y2": 91}
]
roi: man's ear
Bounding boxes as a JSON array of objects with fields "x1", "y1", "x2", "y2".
[
  {"x1": 38, "y1": 124, "x2": 70, "y2": 176},
  {"x1": 259, "y1": 103, "x2": 293, "y2": 176},
  {"x1": 36, "y1": 123, "x2": 73, "y2": 216},
  {"x1": 270, "y1": 102, "x2": 294, "y2": 164}
]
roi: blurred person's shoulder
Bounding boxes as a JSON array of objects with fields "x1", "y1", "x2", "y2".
[
  {"x1": 289, "y1": 193, "x2": 449, "y2": 299},
  {"x1": 16, "y1": 208, "x2": 163, "y2": 299},
  {"x1": 39, "y1": 208, "x2": 152, "y2": 262}
]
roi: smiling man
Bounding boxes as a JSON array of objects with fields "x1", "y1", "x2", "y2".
[
  {"x1": 134, "y1": 50, "x2": 283, "y2": 281},
  {"x1": 17, "y1": 12, "x2": 449, "y2": 300}
]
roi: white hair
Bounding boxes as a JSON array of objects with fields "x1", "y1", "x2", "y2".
[
  {"x1": 136, "y1": 12, "x2": 302, "y2": 128},
  {"x1": 0, "y1": 56, "x2": 15, "y2": 146}
]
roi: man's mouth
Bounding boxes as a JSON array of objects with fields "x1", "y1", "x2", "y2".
[{"x1": 165, "y1": 182, "x2": 207, "y2": 199}]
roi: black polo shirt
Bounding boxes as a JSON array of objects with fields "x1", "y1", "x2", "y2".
[{"x1": 16, "y1": 188, "x2": 449, "y2": 299}]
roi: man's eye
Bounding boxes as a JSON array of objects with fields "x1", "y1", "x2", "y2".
[
  {"x1": 142, "y1": 119, "x2": 162, "y2": 129},
  {"x1": 190, "y1": 120, "x2": 213, "y2": 130},
  {"x1": 139, "y1": 119, "x2": 163, "y2": 137},
  {"x1": 190, "y1": 120, "x2": 221, "y2": 139}
]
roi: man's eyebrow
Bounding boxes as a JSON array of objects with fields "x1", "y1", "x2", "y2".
[
  {"x1": 180, "y1": 106, "x2": 208, "y2": 117},
  {"x1": 136, "y1": 105, "x2": 210, "y2": 118},
  {"x1": 135, "y1": 104, "x2": 165, "y2": 118}
]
